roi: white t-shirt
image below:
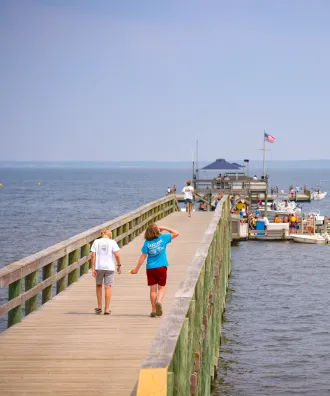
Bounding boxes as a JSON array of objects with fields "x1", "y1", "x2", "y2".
[
  {"x1": 91, "y1": 238, "x2": 120, "y2": 271},
  {"x1": 263, "y1": 217, "x2": 269, "y2": 226},
  {"x1": 182, "y1": 185, "x2": 194, "y2": 200}
]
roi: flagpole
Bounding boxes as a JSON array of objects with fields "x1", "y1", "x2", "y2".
[{"x1": 263, "y1": 131, "x2": 266, "y2": 178}]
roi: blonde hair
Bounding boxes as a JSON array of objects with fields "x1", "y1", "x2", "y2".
[
  {"x1": 101, "y1": 227, "x2": 112, "y2": 238},
  {"x1": 144, "y1": 223, "x2": 160, "y2": 241}
]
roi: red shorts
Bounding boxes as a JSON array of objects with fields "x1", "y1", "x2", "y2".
[{"x1": 146, "y1": 266, "x2": 167, "y2": 286}]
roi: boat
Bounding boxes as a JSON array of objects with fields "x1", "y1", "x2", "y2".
[
  {"x1": 311, "y1": 191, "x2": 327, "y2": 200},
  {"x1": 308, "y1": 210, "x2": 325, "y2": 226},
  {"x1": 261, "y1": 199, "x2": 302, "y2": 216},
  {"x1": 291, "y1": 234, "x2": 330, "y2": 244}
]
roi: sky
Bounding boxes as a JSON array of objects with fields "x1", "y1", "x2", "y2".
[{"x1": 1, "y1": 0, "x2": 330, "y2": 161}]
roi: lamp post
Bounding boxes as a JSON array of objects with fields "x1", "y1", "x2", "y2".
[{"x1": 244, "y1": 159, "x2": 249, "y2": 177}]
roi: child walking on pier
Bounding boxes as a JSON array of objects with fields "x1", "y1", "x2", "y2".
[
  {"x1": 130, "y1": 224, "x2": 179, "y2": 317},
  {"x1": 91, "y1": 227, "x2": 121, "y2": 315}
]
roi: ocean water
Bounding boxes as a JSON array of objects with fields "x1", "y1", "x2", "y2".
[{"x1": 0, "y1": 166, "x2": 330, "y2": 395}]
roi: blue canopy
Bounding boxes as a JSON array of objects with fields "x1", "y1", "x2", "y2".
[
  {"x1": 202, "y1": 159, "x2": 241, "y2": 170},
  {"x1": 231, "y1": 162, "x2": 245, "y2": 168}
]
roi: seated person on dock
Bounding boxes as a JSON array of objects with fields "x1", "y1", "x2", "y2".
[
  {"x1": 248, "y1": 213, "x2": 255, "y2": 229},
  {"x1": 211, "y1": 198, "x2": 221, "y2": 211},
  {"x1": 274, "y1": 215, "x2": 282, "y2": 223},
  {"x1": 198, "y1": 202, "x2": 207, "y2": 211}
]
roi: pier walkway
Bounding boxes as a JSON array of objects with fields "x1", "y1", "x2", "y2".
[{"x1": 0, "y1": 211, "x2": 213, "y2": 396}]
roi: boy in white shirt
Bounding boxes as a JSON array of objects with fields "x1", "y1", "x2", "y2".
[
  {"x1": 91, "y1": 227, "x2": 121, "y2": 315},
  {"x1": 182, "y1": 180, "x2": 194, "y2": 217}
]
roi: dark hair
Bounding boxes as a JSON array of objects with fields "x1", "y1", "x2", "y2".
[
  {"x1": 144, "y1": 223, "x2": 160, "y2": 241},
  {"x1": 186, "y1": 180, "x2": 191, "y2": 186}
]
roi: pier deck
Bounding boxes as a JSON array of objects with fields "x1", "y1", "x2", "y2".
[{"x1": 0, "y1": 211, "x2": 213, "y2": 396}]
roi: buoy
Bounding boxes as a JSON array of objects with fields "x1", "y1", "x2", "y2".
[{"x1": 0, "y1": 183, "x2": 2, "y2": 187}]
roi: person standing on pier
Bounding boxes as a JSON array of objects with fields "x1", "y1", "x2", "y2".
[
  {"x1": 182, "y1": 180, "x2": 194, "y2": 217},
  {"x1": 91, "y1": 227, "x2": 121, "y2": 315},
  {"x1": 130, "y1": 224, "x2": 179, "y2": 317}
]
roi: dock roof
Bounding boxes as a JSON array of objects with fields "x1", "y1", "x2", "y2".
[{"x1": 202, "y1": 158, "x2": 241, "y2": 170}]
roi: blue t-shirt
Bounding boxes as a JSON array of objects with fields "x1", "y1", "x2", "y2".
[{"x1": 141, "y1": 233, "x2": 172, "y2": 269}]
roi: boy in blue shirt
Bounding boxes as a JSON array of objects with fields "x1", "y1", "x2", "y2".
[{"x1": 131, "y1": 224, "x2": 179, "y2": 317}]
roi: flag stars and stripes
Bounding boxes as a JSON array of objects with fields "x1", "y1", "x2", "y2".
[{"x1": 264, "y1": 132, "x2": 275, "y2": 143}]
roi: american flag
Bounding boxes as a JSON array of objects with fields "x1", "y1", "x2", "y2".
[{"x1": 264, "y1": 132, "x2": 275, "y2": 143}]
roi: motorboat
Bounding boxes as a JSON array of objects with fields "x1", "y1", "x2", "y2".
[
  {"x1": 311, "y1": 191, "x2": 327, "y2": 200},
  {"x1": 308, "y1": 210, "x2": 325, "y2": 226},
  {"x1": 262, "y1": 199, "x2": 302, "y2": 216},
  {"x1": 291, "y1": 233, "x2": 330, "y2": 244}
]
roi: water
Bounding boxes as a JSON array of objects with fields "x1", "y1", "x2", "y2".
[
  {"x1": 213, "y1": 170, "x2": 330, "y2": 396},
  {"x1": 1, "y1": 165, "x2": 330, "y2": 394}
]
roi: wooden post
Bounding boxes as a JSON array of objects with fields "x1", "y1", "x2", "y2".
[
  {"x1": 25, "y1": 270, "x2": 38, "y2": 315},
  {"x1": 68, "y1": 249, "x2": 79, "y2": 286},
  {"x1": 42, "y1": 262, "x2": 54, "y2": 304},
  {"x1": 57, "y1": 255, "x2": 68, "y2": 294},
  {"x1": 8, "y1": 279, "x2": 22, "y2": 327},
  {"x1": 80, "y1": 243, "x2": 90, "y2": 276},
  {"x1": 173, "y1": 318, "x2": 189, "y2": 395},
  {"x1": 117, "y1": 226, "x2": 123, "y2": 247},
  {"x1": 167, "y1": 372, "x2": 174, "y2": 396}
]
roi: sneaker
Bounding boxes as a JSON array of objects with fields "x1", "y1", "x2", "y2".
[
  {"x1": 150, "y1": 312, "x2": 157, "y2": 318},
  {"x1": 156, "y1": 302, "x2": 163, "y2": 317}
]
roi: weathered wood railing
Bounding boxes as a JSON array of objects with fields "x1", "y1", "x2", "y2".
[
  {"x1": 137, "y1": 196, "x2": 231, "y2": 396},
  {"x1": 0, "y1": 196, "x2": 180, "y2": 328}
]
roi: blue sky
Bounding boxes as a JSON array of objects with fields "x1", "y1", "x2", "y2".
[{"x1": 1, "y1": 0, "x2": 330, "y2": 161}]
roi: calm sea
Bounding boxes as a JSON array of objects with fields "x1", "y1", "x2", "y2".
[{"x1": 0, "y1": 166, "x2": 329, "y2": 395}]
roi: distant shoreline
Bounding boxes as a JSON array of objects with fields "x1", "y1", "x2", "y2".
[{"x1": 1, "y1": 160, "x2": 330, "y2": 169}]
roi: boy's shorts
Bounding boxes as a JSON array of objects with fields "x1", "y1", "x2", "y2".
[
  {"x1": 96, "y1": 270, "x2": 114, "y2": 286},
  {"x1": 146, "y1": 267, "x2": 167, "y2": 286}
]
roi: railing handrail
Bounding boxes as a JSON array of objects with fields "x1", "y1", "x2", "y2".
[
  {"x1": 140, "y1": 195, "x2": 228, "y2": 369},
  {"x1": 0, "y1": 195, "x2": 178, "y2": 288}
]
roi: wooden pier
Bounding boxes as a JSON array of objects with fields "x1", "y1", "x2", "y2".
[
  {"x1": 174, "y1": 178, "x2": 311, "y2": 205},
  {"x1": 0, "y1": 196, "x2": 231, "y2": 396}
]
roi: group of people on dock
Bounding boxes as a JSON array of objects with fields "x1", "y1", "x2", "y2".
[{"x1": 273, "y1": 214, "x2": 300, "y2": 234}]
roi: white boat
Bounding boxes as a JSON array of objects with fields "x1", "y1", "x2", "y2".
[
  {"x1": 262, "y1": 199, "x2": 302, "y2": 216},
  {"x1": 311, "y1": 191, "x2": 327, "y2": 200},
  {"x1": 291, "y1": 234, "x2": 330, "y2": 244},
  {"x1": 308, "y1": 210, "x2": 325, "y2": 226}
]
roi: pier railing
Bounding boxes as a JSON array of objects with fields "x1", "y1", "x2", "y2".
[
  {"x1": 137, "y1": 196, "x2": 231, "y2": 396},
  {"x1": 0, "y1": 196, "x2": 180, "y2": 328}
]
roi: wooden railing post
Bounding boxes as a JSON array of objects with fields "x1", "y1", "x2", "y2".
[
  {"x1": 8, "y1": 279, "x2": 22, "y2": 327},
  {"x1": 25, "y1": 270, "x2": 38, "y2": 315},
  {"x1": 173, "y1": 317, "x2": 189, "y2": 395},
  {"x1": 57, "y1": 255, "x2": 68, "y2": 294},
  {"x1": 68, "y1": 249, "x2": 79, "y2": 286},
  {"x1": 80, "y1": 243, "x2": 90, "y2": 276},
  {"x1": 42, "y1": 262, "x2": 54, "y2": 304}
]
